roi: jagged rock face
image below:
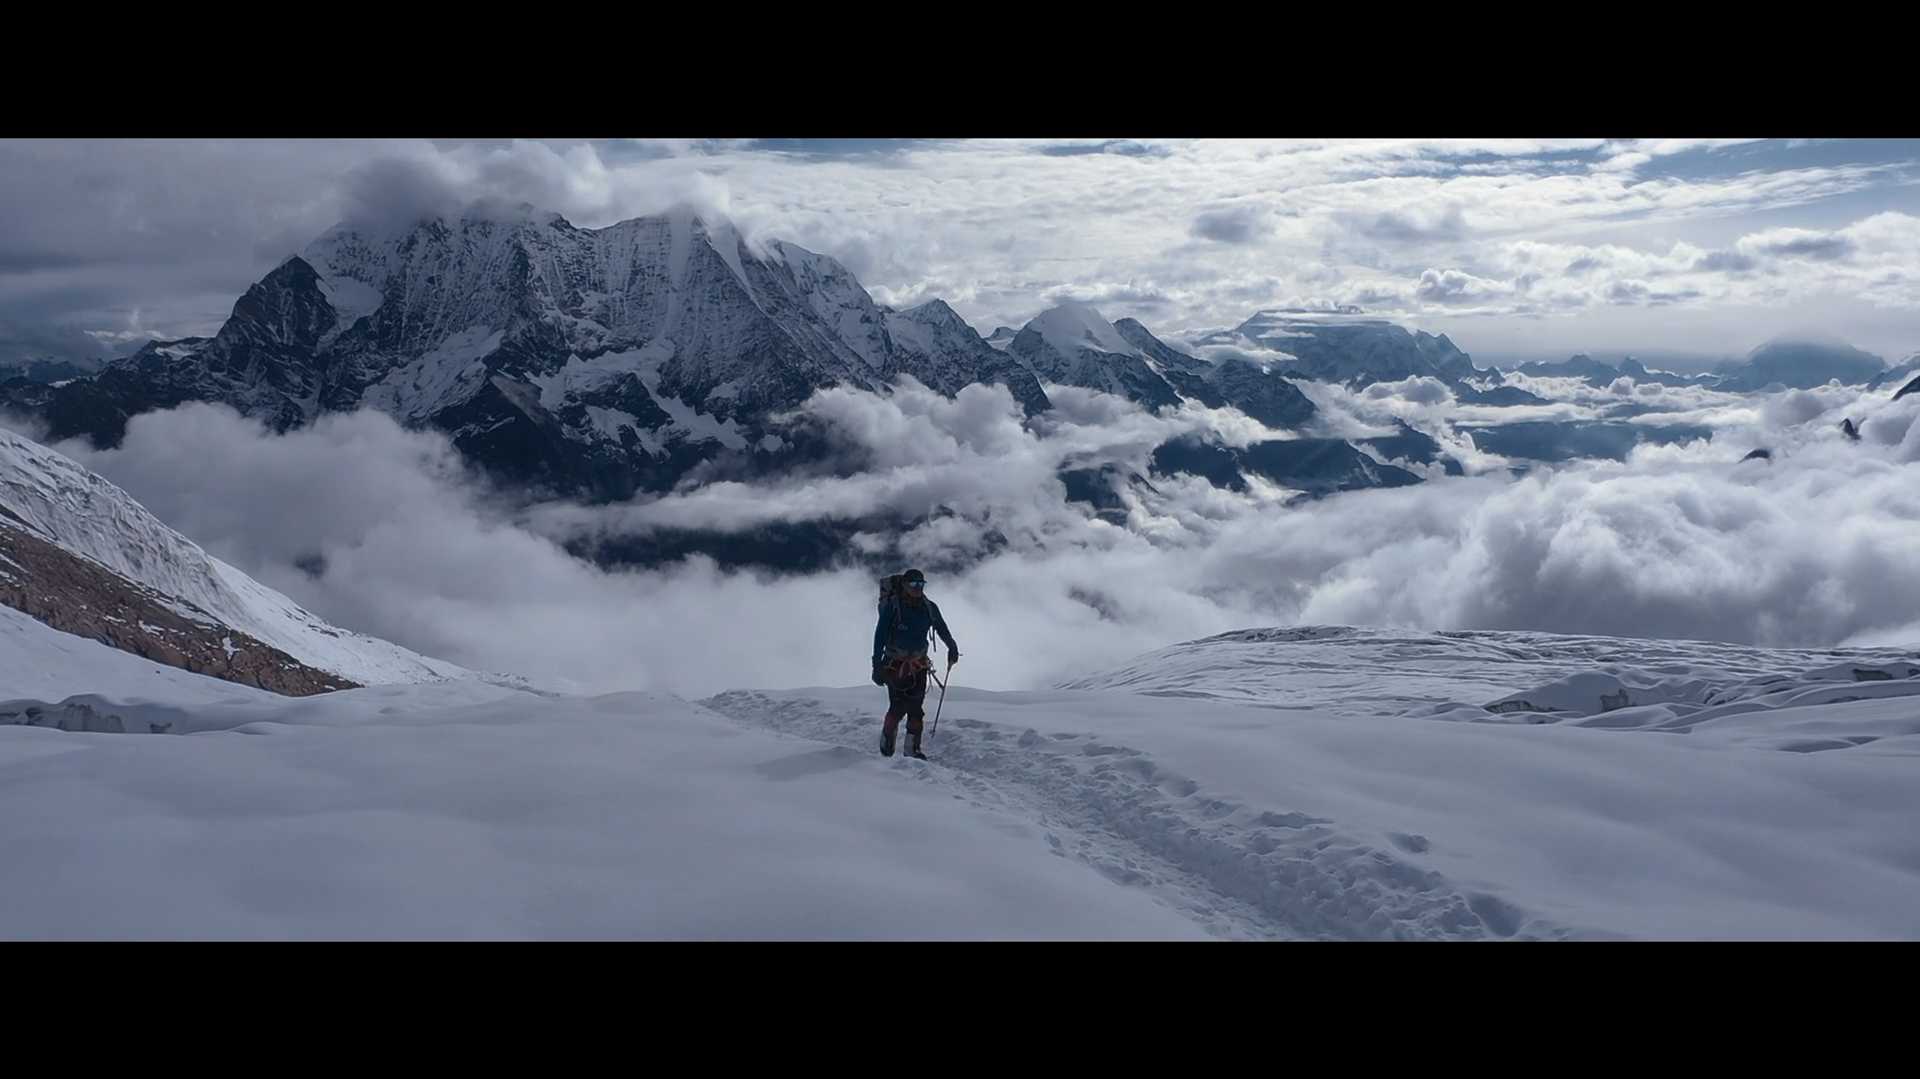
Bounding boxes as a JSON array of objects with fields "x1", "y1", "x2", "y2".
[
  {"x1": 0, "y1": 512, "x2": 356, "y2": 696},
  {"x1": 0, "y1": 377, "x2": 52, "y2": 413},
  {"x1": 1359, "y1": 421, "x2": 1465, "y2": 476},
  {"x1": 202, "y1": 259, "x2": 335, "y2": 429},
  {"x1": 311, "y1": 212, "x2": 870, "y2": 475},
  {"x1": 0, "y1": 359, "x2": 96, "y2": 384},
  {"x1": 884, "y1": 299, "x2": 1052, "y2": 416},
  {"x1": 1202, "y1": 356, "x2": 1318, "y2": 428},
  {"x1": 31, "y1": 259, "x2": 341, "y2": 447},
  {"x1": 1895, "y1": 373, "x2": 1920, "y2": 402},
  {"x1": 1110, "y1": 317, "x2": 1225, "y2": 409},
  {"x1": 1457, "y1": 384, "x2": 1550, "y2": 406},
  {"x1": 1058, "y1": 464, "x2": 1155, "y2": 525},
  {"x1": 1239, "y1": 438, "x2": 1424, "y2": 496},
  {"x1": 1147, "y1": 436, "x2": 1247, "y2": 492},
  {"x1": 1113, "y1": 315, "x2": 1311, "y2": 428},
  {"x1": 1462, "y1": 420, "x2": 1717, "y2": 463}
]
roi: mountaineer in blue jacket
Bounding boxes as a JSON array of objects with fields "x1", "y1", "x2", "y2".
[{"x1": 871, "y1": 568, "x2": 959, "y2": 759}]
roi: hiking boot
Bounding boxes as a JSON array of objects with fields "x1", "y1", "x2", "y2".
[
  {"x1": 880, "y1": 728, "x2": 896, "y2": 757},
  {"x1": 907, "y1": 732, "x2": 927, "y2": 760}
]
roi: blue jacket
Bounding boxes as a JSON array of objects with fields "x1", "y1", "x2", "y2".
[{"x1": 874, "y1": 596, "x2": 958, "y2": 664}]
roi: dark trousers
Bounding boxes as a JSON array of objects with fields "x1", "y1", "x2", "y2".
[{"x1": 881, "y1": 657, "x2": 930, "y2": 739}]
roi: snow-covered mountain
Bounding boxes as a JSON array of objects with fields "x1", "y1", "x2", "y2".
[
  {"x1": 1716, "y1": 335, "x2": 1887, "y2": 392},
  {"x1": 992, "y1": 302, "x2": 1323, "y2": 431},
  {"x1": 1005, "y1": 302, "x2": 1186, "y2": 411},
  {"x1": 1866, "y1": 352, "x2": 1920, "y2": 393},
  {"x1": 0, "y1": 425, "x2": 469, "y2": 686},
  {"x1": 7, "y1": 208, "x2": 1063, "y2": 501},
  {"x1": 1509, "y1": 353, "x2": 1712, "y2": 389},
  {"x1": 882, "y1": 299, "x2": 1051, "y2": 416},
  {"x1": 1113, "y1": 317, "x2": 1319, "y2": 429},
  {"x1": 985, "y1": 302, "x2": 1419, "y2": 499},
  {"x1": 5, "y1": 208, "x2": 1440, "y2": 526},
  {"x1": 1193, "y1": 309, "x2": 1480, "y2": 388}
]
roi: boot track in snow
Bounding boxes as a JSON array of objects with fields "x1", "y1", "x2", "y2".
[{"x1": 701, "y1": 690, "x2": 1568, "y2": 941}]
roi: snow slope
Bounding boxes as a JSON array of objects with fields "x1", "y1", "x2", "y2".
[
  {"x1": 0, "y1": 426, "x2": 469, "y2": 685},
  {"x1": 1056, "y1": 625, "x2": 1920, "y2": 716},
  {"x1": 712, "y1": 629, "x2": 1920, "y2": 940},
  {"x1": 0, "y1": 609, "x2": 1200, "y2": 940},
  {"x1": 5, "y1": 613, "x2": 1918, "y2": 939}
]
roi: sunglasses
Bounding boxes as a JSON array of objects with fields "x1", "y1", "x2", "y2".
[{"x1": 905, "y1": 580, "x2": 925, "y2": 590}]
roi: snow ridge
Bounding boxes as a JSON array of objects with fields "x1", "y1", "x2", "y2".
[{"x1": 0, "y1": 426, "x2": 469, "y2": 685}]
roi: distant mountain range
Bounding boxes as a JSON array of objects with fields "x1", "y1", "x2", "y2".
[
  {"x1": 0, "y1": 207, "x2": 1464, "y2": 523},
  {"x1": 4, "y1": 204, "x2": 1911, "y2": 573}
]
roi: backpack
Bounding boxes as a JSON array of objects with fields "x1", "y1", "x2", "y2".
[
  {"x1": 876, "y1": 573, "x2": 925, "y2": 660},
  {"x1": 873, "y1": 574, "x2": 905, "y2": 682},
  {"x1": 877, "y1": 573, "x2": 907, "y2": 612}
]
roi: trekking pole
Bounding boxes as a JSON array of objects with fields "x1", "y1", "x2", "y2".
[{"x1": 929, "y1": 657, "x2": 952, "y2": 739}]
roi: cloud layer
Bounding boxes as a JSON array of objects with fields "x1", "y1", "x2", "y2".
[
  {"x1": 5, "y1": 138, "x2": 1918, "y2": 363},
  {"x1": 32, "y1": 366, "x2": 1920, "y2": 699}
]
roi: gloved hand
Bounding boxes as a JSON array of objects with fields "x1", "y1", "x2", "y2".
[
  {"x1": 948, "y1": 651, "x2": 961, "y2": 667},
  {"x1": 871, "y1": 659, "x2": 886, "y2": 686}
]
